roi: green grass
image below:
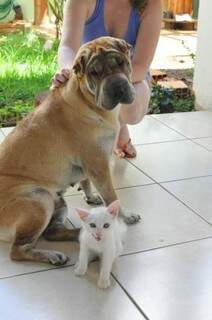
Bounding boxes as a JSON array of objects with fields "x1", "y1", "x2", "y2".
[{"x1": 0, "y1": 31, "x2": 59, "y2": 126}]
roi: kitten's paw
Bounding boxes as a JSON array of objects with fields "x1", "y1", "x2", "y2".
[
  {"x1": 98, "y1": 277, "x2": 111, "y2": 289},
  {"x1": 74, "y1": 266, "x2": 87, "y2": 276},
  {"x1": 84, "y1": 194, "x2": 103, "y2": 206},
  {"x1": 47, "y1": 251, "x2": 69, "y2": 266},
  {"x1": 120, "y1": 208, "x2": 141, "y2": 225}
]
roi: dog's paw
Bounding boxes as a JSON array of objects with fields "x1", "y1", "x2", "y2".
[
  {"x1": 74, "y1": 266, "x2": 87, "y2": 276},
  {"x1": 98, "y1": 277, "x2": 111, "y2": 289},
  {"x1": 85, "y1": 194, "x2": 103, "y2": 206},
  {"x1": 47, "y1": 251, "x2": 69, "y2": 266},
  {"x1": 120, "y1": 208, "x2": 141, "y2": 225},
  {"x1": 123, "y1": 214, "x2": 141, "y2": 224}
]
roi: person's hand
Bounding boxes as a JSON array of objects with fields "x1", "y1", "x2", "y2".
[{"x1": 51, "y1": 69, "x2": 70, "y2": 88}]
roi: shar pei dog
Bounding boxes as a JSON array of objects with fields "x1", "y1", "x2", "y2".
[{"x1": 0, "y1": 36, "x2": 140, "y2": 265}]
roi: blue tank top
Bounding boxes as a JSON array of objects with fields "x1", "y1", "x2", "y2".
[{"x1": 83, "y1": 0, "x2": 141, "y2": 48}]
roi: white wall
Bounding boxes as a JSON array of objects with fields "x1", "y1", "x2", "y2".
[{"x1": 194, "y1": 0, "x2": 212, "y2": 110}]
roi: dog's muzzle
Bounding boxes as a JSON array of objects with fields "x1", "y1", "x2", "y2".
[{"x1": 100, "y1": 74, "x2": 135, "y2": 110}]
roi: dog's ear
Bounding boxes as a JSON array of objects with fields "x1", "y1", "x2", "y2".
[
  {"x1": 114, "y1": 39, "x2": 132, "y2": 55},
  {"x1": 73, "y1": 49, "x2": 92, "y2": 77},
  {"x1": 72, "y1": 54, "x2": 87, "y2": 76}
]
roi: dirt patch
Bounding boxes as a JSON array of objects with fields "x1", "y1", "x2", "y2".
[{"x1": 160, "y1": 68, "x2": 194, "y2": 90}]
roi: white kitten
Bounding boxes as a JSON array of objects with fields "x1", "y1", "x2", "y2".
[{"x1": 74, "y1": 200, "x2": 127, "y2": 289}]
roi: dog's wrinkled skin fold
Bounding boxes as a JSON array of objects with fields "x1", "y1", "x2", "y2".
[{"x1": 0, "y1": 36, "x2": 140, "y2": 265}]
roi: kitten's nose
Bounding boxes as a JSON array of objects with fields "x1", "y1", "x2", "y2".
[{"x1": 95, "y1": 232, "x2": 102, "y2": 241}]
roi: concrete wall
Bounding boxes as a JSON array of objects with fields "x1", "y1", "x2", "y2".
[{"x1": 193, "y1": 0, "x2": 212, "y2": 110}]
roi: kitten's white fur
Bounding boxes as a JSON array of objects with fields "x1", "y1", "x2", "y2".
[{"x1": 75, "y1": 201, "x2": 126, "y2": 289}]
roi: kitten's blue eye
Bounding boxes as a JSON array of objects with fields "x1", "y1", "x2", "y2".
[
  {"x1": 103, "y1": 223, "x2": 110, "y2": 229},
  {"x1": 90, "y1": 223, "x2": 96, "y2": 228}
]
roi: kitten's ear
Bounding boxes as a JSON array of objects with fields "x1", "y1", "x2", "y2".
[
  {"x1": 75, "y1": 208, "x2": 89, "y2": 221},
  {"x1": 107, "y1": 200, "x2": 120, "y2": 218}
]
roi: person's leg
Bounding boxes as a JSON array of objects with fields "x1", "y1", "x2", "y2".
[{"x1": 115, "y1": 80, "x2": 151, "y2": 158}]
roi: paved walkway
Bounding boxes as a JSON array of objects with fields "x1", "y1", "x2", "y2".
[
  {"x1": 0, "y1": 111, "x2": 212, "y2": 320},
  {"x1": 151, "y1": 30, "x2": 197, "y2": 70}
]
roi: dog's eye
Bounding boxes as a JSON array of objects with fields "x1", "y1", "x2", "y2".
[
  {"x1": 116, "y1": 58, "x2": 124, "y2": 66},
  {"x1": 90, "y1": 223, "x2": 96, "y2": 228},
  {"x1": 90, "y1": 69, "x2": 99, "y2": 77},
  {"x1": 103, "y1": 223, "x2": 110, "y2": 229},
  {"x1": 90, "y1": 66, "x2": 102, "y2": 77}
]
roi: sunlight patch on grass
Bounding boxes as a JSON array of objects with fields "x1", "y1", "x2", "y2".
[{"x1": 0, "y1": 31, "x2": 59, "y2": 127}]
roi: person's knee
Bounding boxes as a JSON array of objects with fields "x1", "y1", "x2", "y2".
[
  {"x1": 126, "y1": 100, "x2": 149, "y2": 125},
  {"x1": 126, "y1": 110, "x2": 142, "y2": 125},
  {"x1": 120, "y1": 80, "x2": 151, "y2": 125},
  {"x1": 128, "y1": 82, "x2": 151, "y2": 125}
]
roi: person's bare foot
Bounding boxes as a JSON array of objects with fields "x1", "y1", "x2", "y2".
[
  {"x1": 114, "y1": 139, "x2": 137, "y2": 158},
  {"x1": 114, "y1": 125, "x2": 137, "y2": 158}
]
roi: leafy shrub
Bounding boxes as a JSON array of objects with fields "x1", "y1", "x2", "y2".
[{"x1": 148, "y1": 85, "x2": 195, "y2": 114}]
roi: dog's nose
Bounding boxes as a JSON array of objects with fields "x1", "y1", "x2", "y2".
[
  {"x1": 112, "y1": 84, "x2": 125, "y2": 100},
  {"x1": 102, "y1": 74, "x2": 135, "y2": 109}
]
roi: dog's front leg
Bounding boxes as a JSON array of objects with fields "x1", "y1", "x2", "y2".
[
  {"x1": 80, "y1": 178, "x2": 103, "y2": 205},
  {"x1": 83, "y1": 155, "x2": 140, "y2": 224}
]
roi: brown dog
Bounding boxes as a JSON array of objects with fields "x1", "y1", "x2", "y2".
[{"x1": 0, "y1": 36, "x2": 140, "y2": 266}]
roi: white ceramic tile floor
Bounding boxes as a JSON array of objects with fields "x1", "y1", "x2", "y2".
[
  {"x1": 193, "y1": 137, "x2": 212, "y2": 151},
  {"x1": 129, "y1": 140, "x2": 212, "y2": 182},
  {"x1": 162, "y1": 176, "x2": 212, "y2": 224},
  {"x1": 128, "y1": 116, "x2": 184, "y2": 145},
  {"x1": 152, "y1": 111, "x2": 212, "y2": 138},
  {"x1": 1, "y1": 112, "x2": 212, "y2": 320},
  {"x1": 113, "y1": 238, "x2": 212, "y2": 320}
]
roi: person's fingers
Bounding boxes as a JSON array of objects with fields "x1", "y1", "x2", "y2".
[
  {"x1": 61, "y1": 69, "x2": 70, "y2": 79},
  {"x1": 51, "y1": 80, "x2": 61, "y2": 88},
  {"x1": 51, "y1": 69, "x2": 70, "y2": 89},
  {"x1": 55, "y1": 74, "x2": 67, "y2": 83},
  {"x1": 52, "y1": 74, "x2": 66, "y2": 88}
]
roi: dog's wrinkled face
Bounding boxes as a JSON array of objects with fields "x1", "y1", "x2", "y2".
[{"x1": 73, "y1": 37, "x2": 135, "y2": 110}]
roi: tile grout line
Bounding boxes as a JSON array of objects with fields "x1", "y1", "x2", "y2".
[
  {"x1": 132, "y1": 137, "x2": 187, "y2": 146},
  {"x1": 0, "y1": 263, "x2": 75, "y2": 281},
  {"x1": 126, "y1": 159, "x2": 212, "y2": 227},
  {"x1": 160, "y1": 183, "x2": 212, "y2": 226},
  {"x1": 120, "y1": 235, "x2": 212, "y2": 258},
  {"x1": 158, "y1": 174, "x2": 212, "y2": 184},
  {"x1": 149, "y1": 115, "x2": 189, "y2": 138},
  {"x1": 150, "y1": 115, "x2": 212, "y2": 152},
  {"x1": 64, "y1": 181, "x2": 157, "y2": 198},
  {"x1": 2, "y1": 235, "x2": 212, "y2": 282},
  {"x1": 65, "y1": 173, "x2": 212, "y2": 199},
  {"x1": 190, "y1": 139, "x2": 212, "y2": 153},
  {"x1": 111, "y1": 273, "x2": 151, "y2": 320}
]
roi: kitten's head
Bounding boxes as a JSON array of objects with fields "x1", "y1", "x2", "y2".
[{"x1": 75, "y1": 200, "x2": 120, "y2": 241}]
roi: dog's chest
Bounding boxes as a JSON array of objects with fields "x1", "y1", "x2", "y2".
[{"x1": 97, "y1": 129, "x2": 117, "y2": 155}]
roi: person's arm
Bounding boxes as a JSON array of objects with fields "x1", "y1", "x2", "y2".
[
  {"x1": 52, "y1": 0, "x2": 89, "y2": 87},
  {"x1": 132, "y1": 0, "x2": 162, "y2": 83},
  {"x1": 58, "y1": 0, "x2": 89, "y2": 70}
]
